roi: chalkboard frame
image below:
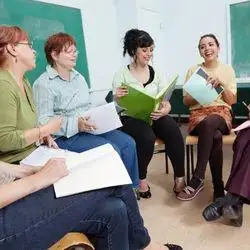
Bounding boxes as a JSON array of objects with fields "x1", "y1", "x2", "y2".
[{"x1": 227, "y1": 0, "x2": 250, "y2": 83}]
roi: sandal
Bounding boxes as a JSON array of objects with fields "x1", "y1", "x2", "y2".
[
  {"x1": 177, "y1": 181, "x2": 204, "y2": 201},
  {"x1": 164, "y1": 243, "x2": 183, "y2": 250},
  {"x1": 139, "y1": 185, "x2": 152, "y2": 199}
]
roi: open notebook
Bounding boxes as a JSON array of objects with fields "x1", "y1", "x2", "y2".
[{"x1": 21, "y1": 144, "x2": 132, "y2": 198}]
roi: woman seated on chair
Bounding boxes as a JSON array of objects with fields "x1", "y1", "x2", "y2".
[
  {"x1": 0, "y1": 26, "x2": 62, "y2": 164},
  {"x1": 32, "y1": 32, "x2": 139, "y2": 189},
  {"x1": 203, "y1": 126, "x2": 250, "y2": 227},
  {"x1": 113, "y1": 29, "x2": 186, "y2": 199},
  {"x1": 177, "y1": 34, "x2": 237, "y2": 201},
  {"x1": 0, "y1": 159, "x2": 182, "y2": 250}
]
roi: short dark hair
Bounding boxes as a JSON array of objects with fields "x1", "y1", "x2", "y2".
[
  {"x1": 198, "y1": 34, "x2": 220, "y2": 49},
  {"x1": 123, "y1": 29, "x2": 154, "y2": 57},
  {"x1": 44, "y1": 32, "x2": 76, "y2": 66}
]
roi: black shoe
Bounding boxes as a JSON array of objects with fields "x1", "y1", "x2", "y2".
[
  {"x1": 223, "y1": 202, "x2": 243, "y2": 227},
  {"x1": 139, "y1": 185, "x2": 152, "y2": 199},
  {"x1": 164, "y1": 243, "x2": 183, "y2": 250},
  {"x1": 202, "y1": 197, "x2": 225, "y2": 221}
]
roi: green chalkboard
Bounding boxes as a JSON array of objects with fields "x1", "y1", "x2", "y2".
[
  {"x1": 230, "y1": 1, "x2": 250, "y2": 79},
  {"x1": 0, "y1": 0, "x2": 89, "y2": 85}
]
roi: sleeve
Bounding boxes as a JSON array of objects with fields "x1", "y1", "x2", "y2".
[
  {"x1": 225, "y1": 66, "x2": 237, "y2": 95},
  {"x1": 0, "y1": 82, "x2": 27, "y2": 151},
  {"x1": 33, "y1": 77, "x2": 79, "y2": 138},
  {"x1": 112, "y1": 69, "x2": 124, "y2": 95}
]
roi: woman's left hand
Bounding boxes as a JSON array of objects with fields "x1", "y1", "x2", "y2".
[
  {"x1": 42, "y1": 135, "x2": 59, "y2": 149},
  {"x1": 150, "y1": 101, "x2": 171, "y2": 120},
  {"x1": 207, "y1": 76, "x2": 224, "y2": 88}
]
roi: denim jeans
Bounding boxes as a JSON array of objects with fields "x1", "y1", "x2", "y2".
[
  {"x1": 55, "y1": 130, "x2": 139, "y2": 188},
  {"x1": 0, "y1": 185, "x2": 150, "y2": 250}
]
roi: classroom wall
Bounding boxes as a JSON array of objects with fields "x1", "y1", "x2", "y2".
[
  {"x1": 163, "y1": 0, "x2": 231, "y2": 85},
  {"x1": 33, "y1": 0, "x2": 235, "y2": 99},
  {"x1": 35, "y1": 0, "x2": 120, "y2": 105}
]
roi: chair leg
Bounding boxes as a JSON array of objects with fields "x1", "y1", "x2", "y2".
[
  {"x1": 165, "y1": 151, "x2": 169, "y2": 174},
  {"x1": 186, "y1": 145, "x2": 190, "y2": 184},
  {"x1": 191, "y1": 145, "x2": 195, "y2": 174}
]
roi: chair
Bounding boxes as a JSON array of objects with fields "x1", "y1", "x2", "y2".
[
  {"x1": 185, "y1": 133, "x2": 236, "y2": 183},
  {"x1": 154, "y1": 138, "x2": 169, "y2": 174},
  {"x1": 49, "y1": 232, "x2": 94, "y2": 250}
]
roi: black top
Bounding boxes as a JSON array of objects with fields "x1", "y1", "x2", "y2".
[{"x1": 127, "y1": 65, "x2": 155, "y2": 87}]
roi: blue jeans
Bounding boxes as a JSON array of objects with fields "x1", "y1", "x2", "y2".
[
  {"x1": 0, "y1": 185, "x2": 150, "y2": 250},
  {"x1": 55, "y1": 130, "x2": 139, "y2": 188}
]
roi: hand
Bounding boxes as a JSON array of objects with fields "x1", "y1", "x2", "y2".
[
  {"x1": 41, "y1": 117, "x2": 63, "y2": 137},
  {"x1": 78, "y1": 116, "x2": 96, "y2": 132},
  {"x1": 36, "y1": 158, "x2": 69, "y2": 186},
  {"x1": 42, "y1": 135, "x2": 59, "y2": 149},
  {"x1": 207, "y1": 76, "x2": 224, "y2": 88},
  {"x1": 150, "y1": 101, "x2": 171, "y2": 120},
  {"x1": 115, "y1": 86, "x2": 128, "y2": 100}
]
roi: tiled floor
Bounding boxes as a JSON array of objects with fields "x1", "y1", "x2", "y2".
[{"x1": 139, "y1": 129, "x2": 249, "y2": 250}]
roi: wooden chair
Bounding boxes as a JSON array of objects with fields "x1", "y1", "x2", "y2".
[
  {"x1": 154, "y1": 138, "x2": 169, "y2": 174},
  {"x1": 49, "y1": 232, "x2": 94, "y2": 250},
  {"x1": 185, "y1": 133, "x2": 236, "y2": 183}
]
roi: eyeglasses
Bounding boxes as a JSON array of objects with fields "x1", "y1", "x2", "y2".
[
  {"x1": 17, "y1": 41, "x2": 33, "y2": 49},
  {"x1": 64, "y1": 50, "x2": 79, "y2": 56}
]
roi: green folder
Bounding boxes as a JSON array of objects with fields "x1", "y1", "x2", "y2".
[{"x1": 118, "y1": 74, "x2": 178, "y2": 125}]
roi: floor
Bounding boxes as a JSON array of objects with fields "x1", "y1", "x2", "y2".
[{"x1": 139, "y1": 128, "x2": 249, "y2": 250}]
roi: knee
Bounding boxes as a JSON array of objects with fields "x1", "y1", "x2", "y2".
[
  {"x1": 213, "y1": 130, "x2": 223, "y2": 144},
  {"x1": 103, "y1": 198, "x2": 128, "y2": 226}
]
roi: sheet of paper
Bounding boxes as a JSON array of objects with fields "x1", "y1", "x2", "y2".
[
  {"x1": 82, "y1": 102, "x2": 122, "y2": 135},
  {"x1": 20, "y1": 146, "x2": 78, "y2": 167},
  {"x1": 232, "y1": 120, "x2": 250, "y2": 132},
  {"x1": 54, "y1": 144, "x2": 132, "y2": 198},
  {"x1": 183, "y1": 67, "x2": 220, "y2": 105}
]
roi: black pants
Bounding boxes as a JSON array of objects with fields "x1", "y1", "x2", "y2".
[
  {"x1": 190, "y1": 114, "x2": 229, "y2": 189},
  {"x1": 120, "y1": 115, "x2": 185, "y2": 179}
]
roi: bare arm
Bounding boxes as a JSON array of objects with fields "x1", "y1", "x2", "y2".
[
  {"x1": 221, "y1": 88, "x2": 237, "y2": 106},
  {"x1": 0, "y1": 159, "x2": 68, "y2": 209}
]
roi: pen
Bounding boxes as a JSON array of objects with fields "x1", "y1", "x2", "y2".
[{"x1": 76, "y1": 110, "x2": 95, "y2": 132}]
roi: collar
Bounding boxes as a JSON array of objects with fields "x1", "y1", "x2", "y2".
[{"x1": 46, "y1": 65, "x2": 79, "y2": 81}]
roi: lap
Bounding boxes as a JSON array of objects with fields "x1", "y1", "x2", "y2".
[
  {"x1": 120, "y1": 116, "x2": 155, "y2": 141},
  {"x1": 0, "y1": 185, "x2": 131, "y2": 244},
  {"x1": 55, "y1": 132, "x2": 121, "y2": 153}
]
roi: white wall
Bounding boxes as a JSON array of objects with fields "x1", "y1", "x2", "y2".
[{"x1": 163, "y1": 0, "x2": 231, "y2": 85}]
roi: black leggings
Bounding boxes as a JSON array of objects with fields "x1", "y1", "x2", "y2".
[
  {"x1": 120, "y1": 115, "x2": 185, "y2": 179},
  {"x1": 190, "y1": 114, "x2": 229, "y2": 185}
]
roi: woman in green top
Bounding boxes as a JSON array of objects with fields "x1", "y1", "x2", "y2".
[
  {"x1": 113, "y1": 29, "x2": 186, "y2": 198},
  {"x1": 0, "y1": 26, "x2": 62, "y2": 163}
]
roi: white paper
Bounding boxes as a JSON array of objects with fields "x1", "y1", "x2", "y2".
[
  {"x1": 20, "y1": 146, "x2": 78, "y2": 167},
  {"x1": 232, "y1": 120, "x2": 250, "y2": 132},
  {"x1": 82, "y1": 102, "x2": 122, "y2": 135},
  {"x1": 21, "y1": 144, "x2": 132, "y2": 198}
]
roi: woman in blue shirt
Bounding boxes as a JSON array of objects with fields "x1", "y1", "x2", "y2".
[{"x1": 33, "y1": 33, "x2": 139, "y2": 190}]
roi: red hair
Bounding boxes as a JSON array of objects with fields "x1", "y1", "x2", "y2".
[
  {"x1": 0, "y1": 26, "x2": 29, "y2": 67},
  {"x1": 44, "y1": 32, "x2": 76, "y2": 66}
]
